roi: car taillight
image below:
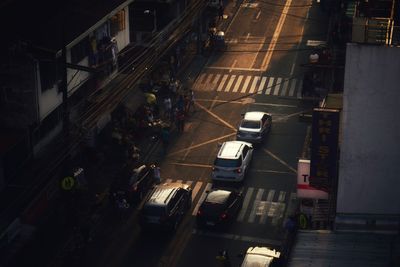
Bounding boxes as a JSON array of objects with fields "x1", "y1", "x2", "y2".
[
  {"x1": 220, "y1": 212, "x2": 227, "y2": 220},
  {"x1": 234, "y1": 168, "x2": 242, "y2": 173}
]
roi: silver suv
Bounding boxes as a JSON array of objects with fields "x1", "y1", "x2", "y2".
[
  {"x1": 141, "y1": 182, "x2": 192, "y2": 230},
  {"x1": 237, "y1": 112, "x2": 272, "y2": 144},
  {"x1": 212, "y1": 141, "x2": 253, "y2": 182}
]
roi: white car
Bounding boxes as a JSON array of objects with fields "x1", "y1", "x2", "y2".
[
  {"x1": 212, "y1": 141, "x2": 253, "y2": 182},
  {"x1": 241, "y1": 246, "x2": 281, "y2": 267},
  {"x1": 236, "y1": 111, "x2": 272, "y2": 144}
]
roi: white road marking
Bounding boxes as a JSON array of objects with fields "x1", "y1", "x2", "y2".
[
  {"x1": 263, "y1": 149, "x2": 297, "y2": 173},
  {"x1": 195, "y1": 98, "x2": 297, "y2": 108},
  {"x1": 191, "y1": 181, "x2": 203, "y2": 202},
  {"x1": 213, "y1": 74, "x2": 221, "y2": 84},
  {"x1": 237, "y1": 187, "x2": 254, "y2": 222},
  {"x1": 192, "y1": 229, "x2": 283, "y2": 246},
  {"x1": 192, "y1": 183, "x2": 212, "y2": 215},
  {"x1": 241, "y1": 76, "x2": 252, "y2": 93},
  {"x1": 255, "y1": 10, "x2": 261, "y2": 20},
  {"x1": 265, "y1": 77, "x2": 274, "y2": 95},
  {"x1": 248, "y1": 188, "x2": 264, "y2": 223},
  {"x1": 182, "y1": 141, "x2": 194, "y2": 161},
  {"x1": 261, "y1": 0, "x2": 293, "y2": 70},
  {"x1": 291, "y1": 7, "x2": 309, "y2": 76},
  {"x1": 259, "y1": 190, "x2": 275, "y2": 224},
  {"x1": 249, "y1": 169, "x2": 297, "y2": 175},
  {"x1": 278, "y1": 191, "x2": 287, "y2": 202},
  {"x1": 249, "y1": 76, "x2": 260, "y2": 94},
  {"x1": 225, "y1": 75, "x2": 236, "y2": 92},
  {"x1": 233, "y1": 75, "x2": 244, "y2": 92},
  {"x1": 206, "y1": 66, "x2": 263, "y2": 72},
  {"x1": 167, "y1": 132, "x2": 236, "y2": 157},
  {"x1": 197, "y1": 73, "x2": 207, "y2": 84},
  {"x1": 217, "y1": 74, "x2": 229, "y2": 91},
  {"x1": 288, "y1": 79, "x2": 297, "y2": 97},
  {"x1": 281, "y1": 79, "x2": 289, "y2": 96},
  {"x1": 297, "y1": 79, "x2": 303, "y2": 99},
  {"x1": 257, "y1": 76, "x2": 267, "y2": 94},
  {"x1": 229, "y1": 60, "x2": 237, "y2": 73},
  {"x1": 290, "y1": 62, "x2": 296, "y2": 76},
  {"x1": 195, "y1": 102, "x2": 236, "y2": 130},
  {"x1": 205, "y1": 73, "x2": 214, "y2": 84},
  {"x1": 273, "y1": 77, "x2": 282, "y2": 95},
  {"x1": 169, "y1": 162, "x2": 212, "y2": 168}
]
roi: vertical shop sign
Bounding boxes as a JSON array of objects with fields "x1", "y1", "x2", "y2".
[{"x1": 310, "y1": 108, "x2": 340, "y2": 192}]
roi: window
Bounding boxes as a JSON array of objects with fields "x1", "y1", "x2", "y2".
[
  {"x1": 110, "y1": 10, "x2": 126, "y2": 36},
  {"x1": 242, "y1": 146, "x2": 249, "y2": 158},
  {"x1": 71, "y1": 37, "x2": 89, "y2": 64},
  {"x1": 241, "y1": 120, "x2": 260, "y2": 129},
  {"x1": 214, "y1": 158, "x2": 242, "y2": 167}
]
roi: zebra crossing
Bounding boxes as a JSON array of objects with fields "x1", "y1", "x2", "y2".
[
  {"x1": 164, "y1": 179, "x2": 289, "y2": 226},
  {"x1": 193, "y1": 71, "x2": 302, "y2": 98}
]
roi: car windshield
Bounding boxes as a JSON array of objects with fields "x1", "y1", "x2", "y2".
[
  {"x1": 143, "y1": 205, "x2": 165, "y2": 216},
  {"x1": 129, "y1": 165, "x2": 147, "y2": 184},
  {"x1": 214, "y1": 158, "x2": 241, "y2": 167},
  {"x1": 241, "y1": 120, "x2": 260, "y2": 129}
]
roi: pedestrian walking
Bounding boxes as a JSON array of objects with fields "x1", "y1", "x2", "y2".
[
  {"x1": 184, "y1": 89, "x2": 195, "y2": 114},
  {"x1": 175, "y1": 109, "x2": 185, "y2": 133},
  {"x1": 151, "y1": 163, "x2": 161, "y2": 184},
  {"x1": 160, "y1": 126, "x2": 170, "y2": 154},
  {"x1": 218, "y1": 4, "x2": 224, "y2": 20},
  {"x1": 163, "y1": 96, "x2": 172, "y2": 121},
  {"x1": 216, "y1": 250, "x2": 231, "y2": 267},
  {"x1": 177, "y1": 94, "x2": 185, "y2": 112}
]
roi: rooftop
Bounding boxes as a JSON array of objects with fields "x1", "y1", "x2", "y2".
[{"x1": 0, "y1": 0, "x2": 132, "y2": 52}]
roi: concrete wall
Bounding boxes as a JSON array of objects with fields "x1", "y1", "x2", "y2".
[{"x1": 337, "y1": 44, "x2": 400, "y2": 215}]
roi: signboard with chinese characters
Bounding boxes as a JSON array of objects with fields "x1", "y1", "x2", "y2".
[
  {"x1": 297, "y1": 159, "x2": 329, "y2": 199},
  {"x1": 310, "y1": 108, "x2": 340, "y2": 193}
]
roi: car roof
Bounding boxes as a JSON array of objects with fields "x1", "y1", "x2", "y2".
[
  {"x1": 205, "y1": 190, "x2": 231, "y2": 204},
  {"x1": 241, "y1": 247, "x2": 280, "y2": 267},
  {"x1": 146, "y1": 182, "x2": 189, "y2": 206},
  {"x1": 243, "y1": 112, "x2": 267, "y2": 121},
  {"x1": 218, "y1": 141, "x2": 252, "y2": 159}
]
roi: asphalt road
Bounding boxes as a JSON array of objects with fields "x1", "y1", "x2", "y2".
[{"x1": 78, "y1": 1, "x2": 328, "y2": 266}]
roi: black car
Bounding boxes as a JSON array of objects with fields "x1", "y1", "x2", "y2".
[
  {"x1": 110, "y1": 164, "x2": 155, "y2": 204},
  {"x1": 196, "y1": 188, "x2": 243, "y2": 228},
  {"x1": 141, "y1": 182, "x2": 192, "y2": 231}
]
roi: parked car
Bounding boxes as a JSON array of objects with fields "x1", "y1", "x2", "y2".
[
  {"x1": 141, "y1": 182, "x2": 192, "y2": 230},
  {"x1": 110, "y1": 164, "x2": 155, "y2": 204},
  {"x1": 196, "y1": 188, "x2": 243, "y2": 228},
  {"x1": 236, "y1": 111, "x2": 272, "y2": 144},
  {"x1": 212, "y1": 141, "x2": 253, "y2": 182},
  {"x1": 240, "y1": 246, "x2": 281, "y2": 267}
]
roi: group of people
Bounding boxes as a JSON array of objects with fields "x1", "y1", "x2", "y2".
[{"x1": 142, "y1": 77, "x2": 195, "y2": 154}]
